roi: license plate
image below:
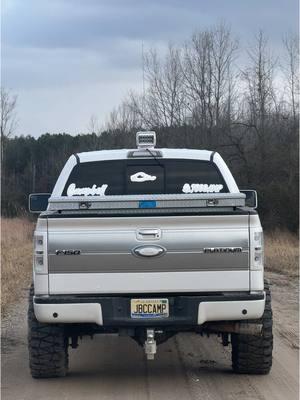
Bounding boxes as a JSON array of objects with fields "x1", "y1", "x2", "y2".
[{"x1": 131, "y1": 298, "x2": 169, "y2": 319}]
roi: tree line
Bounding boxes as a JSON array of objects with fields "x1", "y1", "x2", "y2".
[{"x1": 1, "y1": 24, "x2": 299, "y2": 232}]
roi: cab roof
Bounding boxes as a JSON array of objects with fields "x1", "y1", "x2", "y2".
[{"x1": 76, "y1": 148, "x2": 213, "y2": 163}]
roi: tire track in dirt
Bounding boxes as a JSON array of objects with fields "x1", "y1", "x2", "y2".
[{"x1": 1, "y1": 272, "x2": 299, "y2": 400}]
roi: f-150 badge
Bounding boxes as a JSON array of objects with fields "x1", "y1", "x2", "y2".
[
  {"x1": 55, "y1": 249, "x2": 81, "y2": 255},
  {"x1": 130, "y1": 172, "x2": 157, "y2": 182}
]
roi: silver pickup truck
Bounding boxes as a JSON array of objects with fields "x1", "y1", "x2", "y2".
[{"x1": 28, "y1": 131, "x2": 273, "y2": 378}]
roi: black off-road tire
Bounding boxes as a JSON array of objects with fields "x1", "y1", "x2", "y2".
[
  {"x1": 28, "y1": 284, "x2": 69, "y2": 378},
  {"x1": 231, "y1": 280, "x2": 273, "y2": 374}
]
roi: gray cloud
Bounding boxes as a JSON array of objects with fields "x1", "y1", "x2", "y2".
[
  {"x1": 2, "y1": 0, "x2": 298, "y2": 136},
  {"x1": 3, "y1": 0, "x2": 209, "y2": 48}
]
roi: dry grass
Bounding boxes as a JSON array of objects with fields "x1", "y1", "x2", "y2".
[
  {"x1": 265, "y1": 230, "x2": 299, "y2": 277},
  {"x1": 1, "y1": 217, "x2": 34, "y2": 315}
]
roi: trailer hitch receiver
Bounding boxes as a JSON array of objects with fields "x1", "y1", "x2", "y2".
[{"x1": 144, "y1": 329, "x2": 157, "y2": 360}]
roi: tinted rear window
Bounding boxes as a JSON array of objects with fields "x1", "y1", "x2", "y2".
[{"x1": 62, "y1": 159, "x2": 228, "y2": 196}]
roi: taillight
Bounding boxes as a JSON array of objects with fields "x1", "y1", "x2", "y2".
[
  {"x1": 251, "y1": 230, "x2": 264, "y2": 270},
  {"x1": 33, "y1": 233, "x2": 47, "y2": 273}
]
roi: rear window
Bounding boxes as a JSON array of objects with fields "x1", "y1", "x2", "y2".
[{"x1": 62, "y1": 159, "x2": 228, "y2": 196}]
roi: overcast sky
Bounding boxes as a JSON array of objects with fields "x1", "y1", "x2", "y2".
[{"x1": 2, "y1": 0, "x2": 298, "y2": 137}]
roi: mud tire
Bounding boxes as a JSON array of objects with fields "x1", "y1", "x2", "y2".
[
  {"x1": 231, "y1": 280, "x2": 273, "y2": 374},
  {"x1": 28, "y1": 284, "x2": 69, "y2": 378}
]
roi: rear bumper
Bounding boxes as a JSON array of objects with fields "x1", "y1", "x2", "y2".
[{"x1": 33, "y1": 292, "x2": 265, "y2": 327}]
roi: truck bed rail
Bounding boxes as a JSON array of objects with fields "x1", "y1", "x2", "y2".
[{"x1": 47, "y1": 193, "x2": 245, "y2": 212}]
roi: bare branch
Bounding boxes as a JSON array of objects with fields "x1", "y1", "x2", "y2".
[{"x1": 1, "y1": 88, "x2": 18, "y2": 139}]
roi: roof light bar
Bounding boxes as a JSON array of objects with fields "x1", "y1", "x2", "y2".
[{"x1": 136, "y1": 131, "x2": 156, "y2": 149}]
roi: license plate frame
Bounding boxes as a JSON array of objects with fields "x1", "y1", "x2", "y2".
[{"x1": 130, "y1": 298, "x2": 169, "y2": 319}]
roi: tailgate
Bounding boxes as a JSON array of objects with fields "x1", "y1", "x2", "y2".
[{"x1": 47, "y1": 214, "x2": 250, "y2": 294}]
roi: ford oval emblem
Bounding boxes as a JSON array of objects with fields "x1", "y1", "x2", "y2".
[{"x1": 133, "y1": 245, "x2": 165, "y2": 258}]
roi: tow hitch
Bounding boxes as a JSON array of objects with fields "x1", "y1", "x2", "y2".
[{"x1": 144, "y1": 329, "x2": 157, "y2": 360}]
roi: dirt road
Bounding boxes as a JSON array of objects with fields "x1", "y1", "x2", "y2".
[{"x1": 2, "y1": 272, "x2": 299, "y2": 400}]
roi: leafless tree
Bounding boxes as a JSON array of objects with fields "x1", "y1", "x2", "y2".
[
  {"x1": 128, "y1": 91, "x2": 153, "y2": 128},
  {"x1": 1, "y1": 88, "x2": 18, "y2": 140},
  {"x1": 182, "y1": 23, "x2": 238, "y2": 137},
  {"x1": 183, "y1": 30, "x2": 213, "y2": 129},
  {"x1": 106, "y1": 96, "x2": 142, "y2": 132},
  {"x1": 87, "y1": 114, "x2": 100, "y2": 135},
  {"x1": 122, "y1": 45, "x2": 186, "y2": 129},
  {"x1": 142, "y1": 44, "x2": 186, "y2": 127},
  {"x1": 1, "y1": 88, "x2": 18, "y2": 162},
  {"x1": 233, "y1": 31, "x2": 278, "y2": 184},
  {"x1": 211, "y1": 22, "x2": 238, "y2": 126},
  {"x1": 282, "y1": 33, "x2": 299, "y2": 123},
  {"x1": 241, "y1": 31, "x2": 276, "y2": 130}
]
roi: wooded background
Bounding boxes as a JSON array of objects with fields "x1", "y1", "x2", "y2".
[{"x1": 1, "y1": 25, "x2": 299, "y2": 232}]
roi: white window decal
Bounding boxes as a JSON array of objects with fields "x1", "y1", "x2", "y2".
[
  {"x1": 130, "y1": 172, "x2": 157, "y2": 183},
  {"x1": 182, "y1": 183, "x2": 223, "y2": 193},
  {"x1": 67, "y1": 183, "x2": 108, "y2": 196}
]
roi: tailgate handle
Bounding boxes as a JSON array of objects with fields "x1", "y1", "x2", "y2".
[{"x1": 137, "y1": 229, "x2": 161, "y2": 239}]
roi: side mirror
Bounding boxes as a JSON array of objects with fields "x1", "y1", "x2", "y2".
[
  {"x1": 240, "y1": 190, "x2": 258, "y2": 209},
  {"x1": 28, "y1": 193, "x2": 51, "y2": 213}
]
